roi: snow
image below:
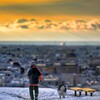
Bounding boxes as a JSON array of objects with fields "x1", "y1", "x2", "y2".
[{"x1": 0, "y1": 87, "x2": 100, "y2": 100}]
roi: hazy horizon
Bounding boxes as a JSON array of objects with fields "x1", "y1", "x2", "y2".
[{"x1": 0, "y1": 41, "x2": 100, "y2": 46}]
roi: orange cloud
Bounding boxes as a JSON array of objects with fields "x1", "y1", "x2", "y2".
[
  {"x1": 0, "y1": 18, "x2": 100, "y2": 41},
  {"x1": 1, "y1": 18, "x2": 100, "y2": 32}
]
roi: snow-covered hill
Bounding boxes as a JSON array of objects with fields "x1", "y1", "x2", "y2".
[{"x1": 0, "y1": 87, "x2": 100, "y2": 100}]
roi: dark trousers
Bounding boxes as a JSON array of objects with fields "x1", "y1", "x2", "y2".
[{"x1": 29, "y1": 86, "x2": 39, "y2": 100}]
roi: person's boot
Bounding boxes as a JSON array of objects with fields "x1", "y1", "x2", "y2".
[
  {"x1": 35, "y1": 95, "x2": 38, "y2": 100},
  {"x1": 35, "y1": 97, "x2": 38, "y2": 100},
  {"x1": 30, "y1": 97, "x2": 34, "y2": 100},
  {"x1": 31, "y1": 98, "x2": 34, "y2": 100}
]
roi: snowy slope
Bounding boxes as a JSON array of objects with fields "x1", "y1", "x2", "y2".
[{"x1": 0, "y1": 87, "x2": 100, "y2": 100}]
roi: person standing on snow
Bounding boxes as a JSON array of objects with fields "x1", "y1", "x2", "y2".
[{"x1": 27, "y1": 63, "x2": 42, "y2": 100}]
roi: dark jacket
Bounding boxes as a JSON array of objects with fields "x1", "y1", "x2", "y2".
[{"x1": 27, "y1": 66, "x2": 42, "y2": 85}]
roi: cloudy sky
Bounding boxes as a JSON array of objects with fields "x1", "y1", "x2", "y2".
[{"x1": 0, "y1": 0, "x2": 100, "y2": 41}]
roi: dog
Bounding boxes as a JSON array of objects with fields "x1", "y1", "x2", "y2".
[{"x1": 58, "y1": 84, "x2": 66, "y2": 99}]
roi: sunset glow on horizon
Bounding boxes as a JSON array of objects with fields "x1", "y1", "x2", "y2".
[{"x1": 0, "y1": 0, "x2": 100, "y2": 41}]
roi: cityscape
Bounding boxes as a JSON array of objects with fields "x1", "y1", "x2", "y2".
[{"x1": 0, "y1": 43, "x2": 100, "y2": 91}]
